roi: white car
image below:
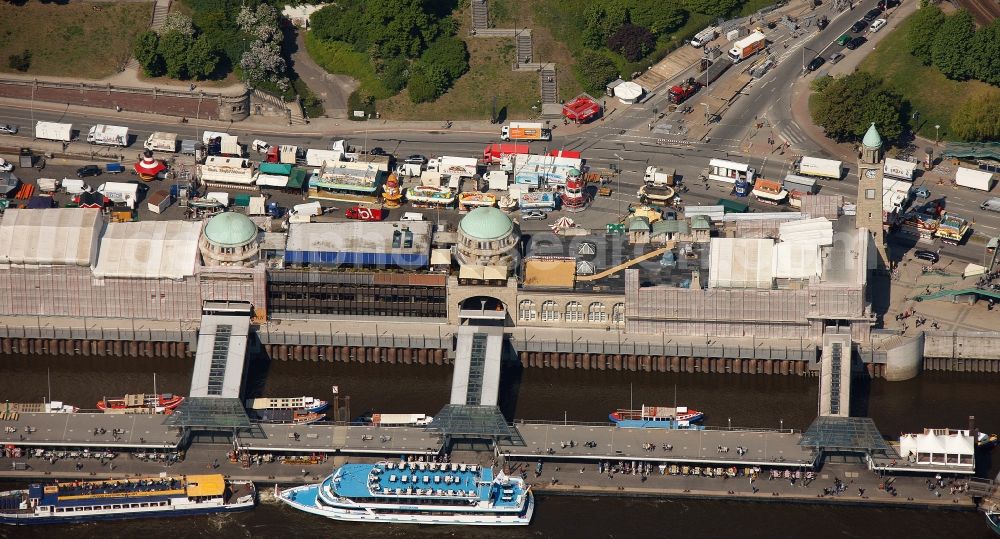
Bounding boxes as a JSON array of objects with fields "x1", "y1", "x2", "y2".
[
  {"x1": 0, "y1": 124, "x2": 17, "y2": 135},
  {"x1": 0, "y1": 158, "x2": 13, "y2": 172},
  {"x1": 521, "y1": 210, "x2": 548, "y2": 220},
  {"x1": 870, "y1": 18, "x2": 887, "y2": 32}
]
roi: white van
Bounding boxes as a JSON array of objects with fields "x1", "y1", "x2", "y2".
[
  {"x1": 870, "y1": 18, "x2": 887, "y2": 33},
  {"x1": 981, "y1": 198, "x2": 1000, "y2": 212},
  {"x1": 400, "y1": 212, "x2": 425, "y2": 221}
]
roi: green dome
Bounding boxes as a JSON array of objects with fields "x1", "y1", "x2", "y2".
[
  {"x1": 459, "y1": 207, "x2": 513, "y2": 240},
  {"x1": 862, "y1": 123, "x2": 883, "y2": 149},
  {"x1": 204, "y1": 212, "x2": 258, "y2": 246}
]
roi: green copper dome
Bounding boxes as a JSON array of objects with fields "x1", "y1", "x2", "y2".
[
  {"x1": 862, "y1": 123, "x2": 882, "y2": 149},
  {"x1": 204, "y1": 212, "x2": 258, "y2": 246},
  {"x1": 459, "y1": 207, "x2": 514, "y2": 240}
]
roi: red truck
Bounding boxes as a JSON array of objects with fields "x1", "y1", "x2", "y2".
[
  {"x1": 483, "y1": 143, "x2": 529, "y2": 165},
  {"x1": 668, "y1": 78, "x2": 702, "y2": 105},
  {"x1": 345, "y1": 206, "x2": 384, "y2": 221}
]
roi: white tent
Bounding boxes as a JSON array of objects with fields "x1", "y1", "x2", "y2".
[
  {"x1": 93, "y1": 221, "x2": 201, "y2": 279},
  {"x1": 0, "y1": 208, "x2": 102, "y2": 266},
  {"x1": 708, "y1": 237, "x2": 774, "y2": 289},
  {"x1": 614, "y1": 81, "x2": 644, "y2": 104}
]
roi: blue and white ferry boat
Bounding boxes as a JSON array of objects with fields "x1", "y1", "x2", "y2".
[
  {"x1": 279, "y1": 461, "x2": 534, "y2": 526},
  {"x1": 0, "y1": 474, "x2": 255, "y2": 525}
]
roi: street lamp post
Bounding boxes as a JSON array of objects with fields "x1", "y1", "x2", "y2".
[
  {"x1": 699, "y1": 102, "x2": 710, "y2": 126},
  {"x1": 934, "y1": 124, "x2": 941, "y2": 146},
  {"x1": 613, "y1": 153, "x2": 624, "y2": 218}
]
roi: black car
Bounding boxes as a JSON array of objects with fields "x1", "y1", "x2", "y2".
[
  {"x1": 817, "y1": 16, "x2": 829, "y2": 30},
  {"x1": 863, "y1": 8, "x2": 883, "y2": 22},
  {"x1": 846, "y1": 36, "x2": 867, "y2": 50},
  {"x1": 76, "y1": 165, "x2": 102, "y2": 178},
  {"x1": 366, "y1": 147, "x2": 387, "y2": 156},
  {"x1": 851, "y1": 20, "x2": 868, "y2": 33},
  {"x1": 807, "y1": 57, "x2": 826, "y2": 71},
  {"x1": 915, "y1": 250, "x2": 940, "y2": 263}
]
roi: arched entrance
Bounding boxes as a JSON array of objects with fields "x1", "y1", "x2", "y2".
[{"x1": 458, "y1": 296, "x2": 508, "y2": 324}]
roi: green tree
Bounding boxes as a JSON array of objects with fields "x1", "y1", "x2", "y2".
[
  {"x1": 968, "y1": 19, "x2": 1000, "y2": 85},
  {"x1": 420, "y1": 36, "x2": 468, "y2": 81},
  {"x1": 310, "y1": 0, "x2": 447, "y2": 61},
  {"x1": 407, "y1": 63, "x2": 448, "y2": 103},
  {"x1": 607, "y1": 24, "x2": 655, "y2": 62},
  {"x1": 134, "y1": 31, "x2": 161, "y2": 75},
  {"x1": 158, "y1": 31, "x2": 194, "y2": 79},
  {"x1": 580, "y1": 2, "x2": 629, "y2": 50},
  {"x1": 683, "y1": 0, "x2": 740, "y2": 17},
  {"x1": 573, "y1": 50, "x2": 619, "y2": 94},
  {"x1": 379, "y1": 57, "x2": 410, "y2": 94},
  {"x1": 950, "y1": 93, "x2": 1000, "y2": 141},
  {"x1": 931, "y1": 10, "x2": 976, "y2": 80},
  {"x1": 906, "y1": 2, "x2": 944, "y2": 65},
  {"x1": 811, "y1": 72, "x2": 905, "y2": 143},
  {"x1": 625, "y1": 0, "x2": 685, "y2": 36},
  {"x1": 186, "y1": 35, "x2": 220, "y2": 80}
]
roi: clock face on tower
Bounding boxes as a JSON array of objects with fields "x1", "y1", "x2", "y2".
[{"x1": 865, "y1": 169, "x2": 878, "y2": 179}]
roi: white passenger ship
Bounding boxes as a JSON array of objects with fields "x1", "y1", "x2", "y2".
[{"x1": 279, "y1": 461, "x2": 533, "y2": 526}]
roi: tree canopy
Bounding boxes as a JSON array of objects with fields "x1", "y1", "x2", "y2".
[
  {"x1": 310, "y1": 0, "x2": 450, "y2": 61},
  {"x1": 906, "y1": 3, "x2": 944, "y2": 65},
  {"x1": 625, "y1": 0, "x2": 686, "y2": 36},
  {"x1": 931, "y1": 10, "x2": 976, "y2": 80},
  {"x1": 950, "y1": 93, "x2": 1000, "y2": 141},
  {"x1": 811, "y1": 72, "x2": 906, "y2": 143},
  {"x1": 573, "y1": 50, "x2": 619, "y2": 94},
  {"x1": 968, "y1": 18, "x2": 1000, "y2": 86},
  {"x1": 683, "y1": 0, "x2": 741, "y2": 18},
  {"x1": 607, "y1": 24, "x2": 655, "y2": 62}
]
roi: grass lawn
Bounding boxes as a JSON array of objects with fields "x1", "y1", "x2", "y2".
[
  {"x1": 857, "y1": 12, "x2": 1000, "y2": 141},
  {"x1": 0, "y1": 2, "x2": 152, "y2": 79},
  {"x1": 304, "y1": 33, "x2": 392, "y2": 100},
  {"x1": 378, "y1": 26, "x2": 539, "y2": 120}
]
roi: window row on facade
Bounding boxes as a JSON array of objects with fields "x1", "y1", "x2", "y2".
[{"x1": 517, "y1": 300, "x2": 624, "y2": 323}]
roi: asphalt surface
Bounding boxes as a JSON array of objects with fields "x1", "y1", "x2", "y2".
[{"x1": 0, "y1": 1, "x2": 996, "y2": 264}]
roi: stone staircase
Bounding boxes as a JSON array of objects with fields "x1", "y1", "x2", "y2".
[
  {"x1": 470, "y1": 1, "x2": 560, "y2": 107},
  {"x1": 539, "y1": 65, "x2": 557, "y2": 104},
  {"x1": 124, "y1": 0, "x2": 171, "y2": 72},
  {"x1": 471, "y1": 0, "x2": 489, "y2": 31}
]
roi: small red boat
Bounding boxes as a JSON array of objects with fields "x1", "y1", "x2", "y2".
[{"x1": 96, "y1": 393, "x2": 184, "y2": 411}]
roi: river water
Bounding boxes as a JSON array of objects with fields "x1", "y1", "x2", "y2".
[{"x1": 0, "y1": 353, "x2": 996, "y2": 537}]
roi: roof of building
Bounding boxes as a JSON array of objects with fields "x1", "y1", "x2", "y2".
[
  {"x1": 93, "y1": 221, "x2": 201, "y2": 279},
  {"x1": 285, "y1": 221, "x2": 432, "y2": 268},
  {"x1": 459, "y1": 207, "x2": 514, "y2": 241},
  {"x1": 708, "y1": 238, "x2": 775, "y2": 289},
  {"x1": 204, "y1": 212, "x2": 259, "y2": 247},
  {"x1": 862, "y1": 123, "x2": 882, "y2": 149},
  {"x1": 0, "y1": 208, "x2": 103, "y2": 266},
  {"x1": 651, "y1": 219, "x2": 689, "y2": 235}
]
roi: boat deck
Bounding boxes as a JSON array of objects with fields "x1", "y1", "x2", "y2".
[{"x1": 336, "y1": 462, "x2": 491, "y2": 501}]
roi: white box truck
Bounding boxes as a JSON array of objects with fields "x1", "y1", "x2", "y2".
[
  {"x1": 955, "y1": 167, "x2": 995, "y2": 191},
  {"x1": 500, "y1": 122, "x2": 551, "y2": 141},
  {"x1": 35, "y1": 121, "x2": 73, "y2": 142},
  {"x1": 728, "y1": 31, "x2": 766, "y2": 63},
  {"x1": 644, "y1": 166, "x2": 675, "y2": 186},
  {"x1": 144, "y1": 132, "x2": 178, "y2": 152},
  {"x1": 796, "y1": 156, "x2": 842, "y2": 180},
  {"x1": 86, "y1": 124, "x2": 129, "y2": 147}
]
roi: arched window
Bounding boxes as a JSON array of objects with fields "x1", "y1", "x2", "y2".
[
  {"x1": 541, "y1": 300, "x2": 559, "y2": 321},
  {"x1": 518, "y1": 300, "x2": 535, "y2": 321},
  {"x1": 565, "y1": 301, "x2": 583, "y2": 322},
  {"x1": 612, "y1": 303, "x2": 626, "y2": 324},
  {"x1": 588, "y1": 302, "x2": 607, "y2": 322}
]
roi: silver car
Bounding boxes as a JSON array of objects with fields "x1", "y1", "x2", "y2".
[
  {"x1": 0, "y1": 124, "x2": 17, "y2": 135},
  {"x1": 521, "y1": 210, "x2": 548, "y2": 220}
]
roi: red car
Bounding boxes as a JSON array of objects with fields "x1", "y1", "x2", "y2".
[{"x1": 345, "y1": 206, "x2": 384, "y2": 221}]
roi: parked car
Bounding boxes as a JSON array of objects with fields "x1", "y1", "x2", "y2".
[
  {"x1": 0, "y1": 124, "x2": 17, "y2": 135},
  {"x1": 915, "y1": 250, "x2": 939, "y2": 263},
  {"x1": 846, "y1": 37, "x2": 867, "y2": 50},
  {"x1": 829, "y1": 52, "x2": 844, "y2": 64},
  {"x1": 0, "y1": 158, "x2": 13, "y2": 172},
  {"x1": 837, "y1": 33, "x2": 853, "y2": 46},
  {"x1": 850, "y1": 20, "x2": 868, "y2": 33},
  {"x1": 367, "y1": 147, "x2": 387, "y2": 156},
  {"x1": 870, "y1": 18, "x2": 887, "y2": 32},
  {"x1": 807, "y1": 57, "x2": 826, "y2": 71},
  {"x1": 521, "y1": 210, "x2": 548, "y2": 220},
  {"x1": 404, "y1": 154, "x2": 427, "y2": 165},
  {"x1": 913, "y1": 186, "x2": 930, "y2": 199},
  {"x1": 76, "y1": 165, "x2": 102, "y2": 178},
  {"x1": 863, "y1": 8, "x2": 883, "y2": 22}
]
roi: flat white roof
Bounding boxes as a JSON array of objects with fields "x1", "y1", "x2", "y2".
[
  {"x1": 189, "y1": 315, "x2": 250, "y2": 399},
  {"x1": 0, "y1": 208, "x2": 102, "y2": 266},
  {"x1": 92, "y1": 220, "x2": 201, "y2": 279},
  {"x1": 709, "y1": 158, "x2": 751, "y2": 172},
  {"x1": 708, "y1": 237, "x2": 774, "y2": 289}
]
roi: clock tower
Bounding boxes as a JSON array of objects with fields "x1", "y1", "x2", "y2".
[{"x1": 856, "y1": 123, "x2": 887, "y2": 270}]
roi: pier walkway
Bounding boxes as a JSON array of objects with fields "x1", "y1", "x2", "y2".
[{"x1": 501, "y1": 422, "x2": 816, "y2": 468}]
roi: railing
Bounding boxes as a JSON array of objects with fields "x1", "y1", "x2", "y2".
[
  {"x1": 512, "y1": 419, "x2": 797, "y2": 434},
  {"x1": 0, "y1": 324, "x2": 196, "y2": 344}
]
